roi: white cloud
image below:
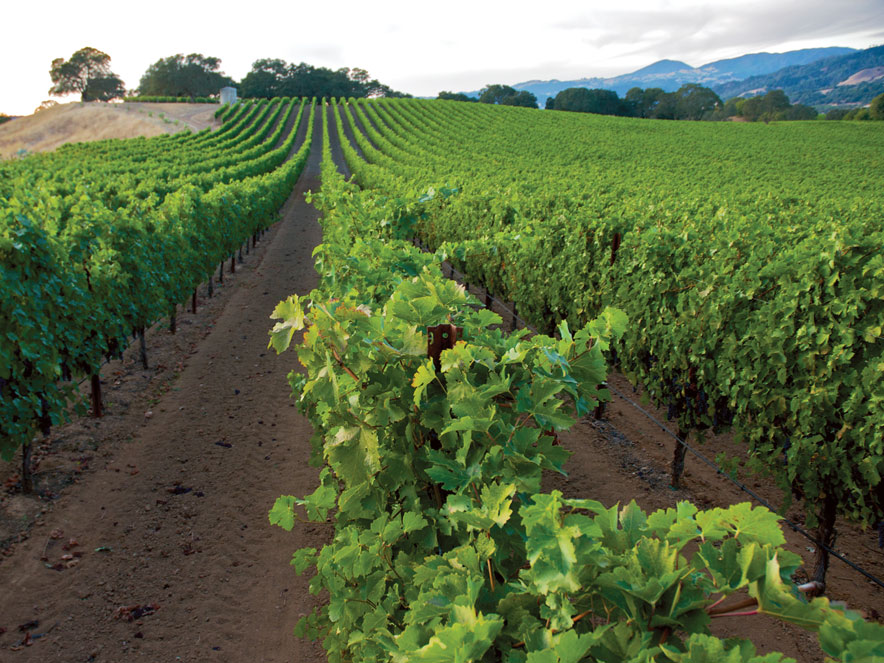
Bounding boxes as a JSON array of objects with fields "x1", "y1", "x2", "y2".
[{"x1": 0, "y1": 0, "x2": 881, "y2": 114}]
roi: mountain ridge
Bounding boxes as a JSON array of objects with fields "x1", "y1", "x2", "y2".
[{"x1": 463, "y1": 47, "x2": 857, "y2": 105}]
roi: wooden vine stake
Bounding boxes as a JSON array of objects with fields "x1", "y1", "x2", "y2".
[
  {"x1": 811, "y1": 492, "x2": 838, "y2": 588},
  {"x1": 139, "y1": 328, "x2": 148, "y2": 369},
  {"x1": 610, "y1": 231, "x2": 622, "y2": 265},
  {"x1": 594, "y1": 384, "x2": 608, "y2": 419},
  {"x1": 425, "y1": 323, "x2": 463, "y2": 509},
  {"x1": 91, "y1": 374, "x2": 103, "y2": 418},
  {"x1": 230, "y1": 254, "x2": 236, "y2": 274},
  {"x1": 208, "y1": 275, "x2": 214, "y2": 298},
  {"x1": 21, "y1": 441, "x2": 33, "y2": 493},
  {"x1": 191, "y1": 289, "x2": 197, "y2": 315},
  {"x1": 672, "y1": 367, "x2": 698, "y2": 488},
  {"x1": 671, "y1": 428, "x2": 688, "y2": 489},
  {"x1": 218, "y1": 262, "x2": 224, "y2": 284},
  {"x1": 427, "y1": 323, "x2": 463, "y2": 370}
]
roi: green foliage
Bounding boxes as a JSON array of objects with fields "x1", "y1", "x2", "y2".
[
  {"x1": 556, "y1": 84, "x2": 721, "y2": 120},
  {"x1": 137, "y1": 53, "x2": 233, "y2": 100},
  {"x1": 124, "y1": 96, "x2": 219, "y2": 103},
  {"x1": 239, "y1": 59, "x2": 408, "y2": 100},
  {"x1": 49, "y1": 47, "x2": 125, "y2": 102},
  {"x1": 869, "y1": 93, "x2": 884, "y2": 120},
  {"x1": 553, "y1": 88, "x2": 625, "y2": 116},
  {"x1": 327, "y1": 96, "x2": 884, "y2": 545},
  {"x1": 0, "y1": 97, "x2": 314, "y2": 459},
  {"x1": 437, "y1": 91, "x2": 477, "y2": 102},
  {"x1": 270, "y1": 100, "x2": 884, "y2": 663},
  {"x1": 479, "y1": 84, "x2": 538, "y2": 108}
]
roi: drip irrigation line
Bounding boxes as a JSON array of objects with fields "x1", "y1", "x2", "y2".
[
  {"x1": 424, "y1": 240, "x2": 884, "y2": 592},
  {"x1": 606, "y1": 383, "x2": 884, "y2": 591}
]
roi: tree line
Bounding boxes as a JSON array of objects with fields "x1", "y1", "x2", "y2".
[
  {"x1": 36, "y1": 47, "x2": 884, "y2": 123},
  {"x1": 43, "y1": 47, "x2": 408, "y2": 109},
  {"x1": 440, "y1": 82, "x2": 884, "y2": 122}
]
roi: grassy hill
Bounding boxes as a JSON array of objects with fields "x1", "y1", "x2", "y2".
[
  {"x1": 713, "y1": 45, "x2": 884, "y2": 107},
  {"x1": 0, "y1": 101, "x2": 219, "y2": 159}
]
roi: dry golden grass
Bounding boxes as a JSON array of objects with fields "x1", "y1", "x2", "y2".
[{"x1": 0, "y1": 101, "x2": 220, "y2": 159}]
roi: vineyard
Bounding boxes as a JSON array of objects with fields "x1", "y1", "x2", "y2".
[
  {"x1": 327, "y1": 98, "x2": 884, "y2": 582},
  {"x1": 0, "y1": 98, "x2": 882, "y2": 661}
]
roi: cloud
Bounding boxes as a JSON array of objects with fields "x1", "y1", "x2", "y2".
[
  {"x1": 552, "y1": 1, "x2": 884, "y2": 67},
  {"x1": 2, "y1": 0, "x2": 882, "y2": 114}
]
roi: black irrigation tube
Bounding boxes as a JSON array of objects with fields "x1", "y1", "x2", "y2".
[{"x1": 417, "y1": 238, "x2": 884, "y2": 592}]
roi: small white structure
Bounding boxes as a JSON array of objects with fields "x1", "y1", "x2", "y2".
[{"x1": 220, "y1": 87, "x2": 238, "y2": 105}]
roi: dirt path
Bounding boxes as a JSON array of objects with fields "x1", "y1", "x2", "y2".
[{"x1": 0, "y1": 113, "x2": 326, "y2": 662}]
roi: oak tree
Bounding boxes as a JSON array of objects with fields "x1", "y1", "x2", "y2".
[{"x1": 49, "y1": 47, "x2": 125, "y2": 102}]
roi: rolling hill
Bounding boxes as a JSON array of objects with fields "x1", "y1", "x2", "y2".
[
  {"x1": 0, "y1": 101, "x2": 219, "y2": 160},
  {"x1": 712, "y1": 45, "x2": 884, "y2": 107},
  {"x1": 467, "y1": 47, "x2": 855, "y2": 105}
]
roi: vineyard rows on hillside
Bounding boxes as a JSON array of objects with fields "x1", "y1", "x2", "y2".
[{"x1": 0, "y1": 98, "x2": 882, "y2": 662}]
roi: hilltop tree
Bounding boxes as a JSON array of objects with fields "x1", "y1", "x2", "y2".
[
  {"x1": 552, "y1": 88, "x2": 625, "y2": 115},
  {"x1": 479, "y1": 85, "x2": 538, "y2": 108},
  {"x1": 49, "y1": 47, "x2": 125, "y2": 102},
  {"x1": 239, "y1": 59, "x2": 408, "y2": 99},
  {"x1": 741, "y1": 89, "x2": 791, "y2": 122},
  {"x1": 625, "y1": 87, "x2": 666, "y2": 118},
  {"x1": 438, "y1": 91, "x2": 476, "y2": 102},
  {"x1": 503, "y1": 90, "x2": 538, "y2": 108},
  {"x1": 673, "y1": 83, "x2": 722, "y2": 120},
  {"x1": 138, "y1": 54, "x2": 234, "y2": 100}
]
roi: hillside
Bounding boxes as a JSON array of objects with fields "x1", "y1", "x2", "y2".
[
  {"x1": 471, "y1": 47, "x2": 855, "y2": 105},
  {"x1": 0, "y1": 101, "x2": 219, "y2": 159},
  {"x1": 713, "y1": 45, "x2": 884, "y2": 107}
]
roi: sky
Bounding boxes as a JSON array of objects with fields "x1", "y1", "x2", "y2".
[{"x1": 2, "y1": 0, "x2": 883, "y2": 115}]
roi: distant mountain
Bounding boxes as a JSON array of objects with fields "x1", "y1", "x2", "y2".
[
  {"x1": 463, "y1": 47, "x2": 856, "y2": 105},
  {"x1": 630, "y1": 59, "x2": 693, "y2": 76},
  {"x1": 697, "y1": 48, "x2": 858, "y2": 80},
  {"x1": 712, "y1": 45, "x2": 884, "y2": 107}
]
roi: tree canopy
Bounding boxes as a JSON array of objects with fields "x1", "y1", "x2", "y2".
[
  {"x1": 478, "y1": 85, "x2": 537, "y2": 108},
  {"x1": 552, "y1": 87, "x2": 625, "y2": 115},
  {"x1": 138, "y1": 54, "x2": 234, "y2": 99},
  {"x1": 437, "y1": 91, "x2": 476, "y2": 102},
  {"x1": 49, "y1": 47, "x2": 125, "y2": 102},
  {"x1": 240, "y1": 59, "x2": 408, "y2": 99},
  {"x1": 719, "y1": 90, "x2": 818, "y2": 122},
  {"x1": 548, "y1": 84, "x2": 722, "y2": 120}
]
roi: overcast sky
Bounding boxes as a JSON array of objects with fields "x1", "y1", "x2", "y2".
[{"x1": 2, "y1": 0, "x2": 883, "y2": 115}]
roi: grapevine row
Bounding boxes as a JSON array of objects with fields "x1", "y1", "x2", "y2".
[
  {"x1": 329, "y1": 97, "x2": 884, "y2": 583},
  {"x1": 268, "y1": 99, "x2": 884, "y2": 663},
  {"x1": 0, "y1": 99, "x2": 316, "y2": 465}
]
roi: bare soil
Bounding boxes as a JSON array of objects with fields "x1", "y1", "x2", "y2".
[
  {"x1": 0, "y1": 109, "x2": 880, "y2": 663},
  {"x1": 0, "y1": 102, "x2": 219, "y2": 159}
]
